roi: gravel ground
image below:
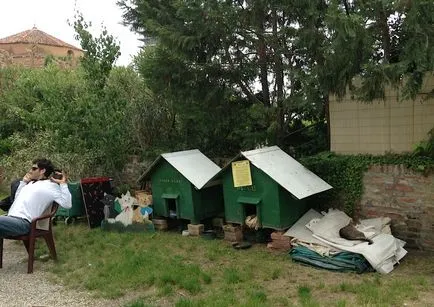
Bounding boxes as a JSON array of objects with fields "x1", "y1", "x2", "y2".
[{"x1": 0, "y1": 240, "x2": 116, "y2": 307}]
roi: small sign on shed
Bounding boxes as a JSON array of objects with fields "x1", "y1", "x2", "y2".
[
  {"x1": 137, "y1": 149, "x2": 224, "y2": 224},
  {"x1": 232, "y1": 160, "x2": 253, "y2": 187},
  {"x1": 219, "y1": 146, "x2": 332, "y2": 230}
]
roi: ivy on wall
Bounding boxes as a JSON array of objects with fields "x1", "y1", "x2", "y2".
[{"x1": 301, "y1": 153, "x2": 434, "y2": 216}]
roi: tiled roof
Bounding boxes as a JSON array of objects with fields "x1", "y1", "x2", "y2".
[{"x1": 0, "y1": 27, "x2": 82, "y2": 51}]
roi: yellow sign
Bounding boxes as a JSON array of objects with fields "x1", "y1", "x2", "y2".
[{"x1": 232, "y1": 160, "x2": 252, "y2": 187}]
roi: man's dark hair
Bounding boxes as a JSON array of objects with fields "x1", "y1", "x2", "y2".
[{"x1": 33, "y1": 158, "x2": 55, "y2": 178}]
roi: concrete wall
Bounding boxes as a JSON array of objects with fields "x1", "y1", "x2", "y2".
[
  {"x1": 360, "y1": 165, "x2": 434, "y2": 251},
  {"x1": 330, "y1": 76, "x2": 434, "y2": 154}
]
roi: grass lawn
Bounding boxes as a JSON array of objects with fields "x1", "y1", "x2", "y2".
[{"x1": 37, "y1": 223, "x2": 433, "y2": 307}]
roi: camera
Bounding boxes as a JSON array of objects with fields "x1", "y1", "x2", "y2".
[{"x1": 52, "y1": 170, "x2": 63, "y2": 180}]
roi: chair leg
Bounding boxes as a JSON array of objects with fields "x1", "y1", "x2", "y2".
[
  {"x1": 27, "y1": 236, "x2": 36, "y2": 274},
  {"x1": 0, "y1": 238, "x2": 3, "y2": 269},
  {"x1": 44, "y1": 233, "x2": 57, "y2": 261}
]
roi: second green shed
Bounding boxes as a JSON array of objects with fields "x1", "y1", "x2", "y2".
[
  {"x1": 137, "y1": 149, "x2": 223, "y2": 224},
  {"x1": 220, "y1": 146, "x2": 332, "y2": 230}
]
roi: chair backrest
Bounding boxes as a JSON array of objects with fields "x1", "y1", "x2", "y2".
[{"x1": 33, "y1": 202, "x2": 59, "y2": 232}]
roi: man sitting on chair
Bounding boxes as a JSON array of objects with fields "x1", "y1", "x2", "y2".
[{"x1": 0, "y1": 158, "x2": 72, "y2": 237}]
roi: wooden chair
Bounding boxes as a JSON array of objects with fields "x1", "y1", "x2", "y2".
[{"x1": 0, "y1": 202, "x2": 59, "y2": 273}]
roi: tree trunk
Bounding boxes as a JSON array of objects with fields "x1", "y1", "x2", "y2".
[
  {"x1": 377, "y1": 5, "x2": 391, "y2": 63},
  {"x1": 343, "y1": 0, "x2": 350, "y2": 15},
  {"x1": 324, "y1": 95, "x2": 331, "y2": 150},
  {"x1": 258, "y1": 20, "x2": 270, "y2": 107},
  {"x1": 257, "y1": 5, "x2": 270, "y2": 106},
  {"x1": 272, "y1": 8, "x2": 285, "y2": 145}
]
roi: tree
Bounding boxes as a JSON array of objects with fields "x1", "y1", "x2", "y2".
[
  {"x1": 323, "y1": 0, "x2": 434, "y2": 100},
  {"x1": 119, "y1": 0, "x2": 327, "y2": 150},
  {"x1": 119, "y1": 0, "x2": 434, "y2": 157},
  {"x1": 71, "y1": 12, "x2": 121, "y2": 90},
  {"x1": 133, "y1": 43, "x2": 258, "y2": 157}
]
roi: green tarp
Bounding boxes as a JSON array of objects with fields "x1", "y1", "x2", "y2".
[{"x1": 289, "y1": 246, "x2": 372, "y2": 273}]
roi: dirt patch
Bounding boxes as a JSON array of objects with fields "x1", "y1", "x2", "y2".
[{"x1": 0, "y1": 240, "x2": 115, "y2": 307}]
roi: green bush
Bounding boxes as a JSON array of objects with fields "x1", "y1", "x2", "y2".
[{"x1": 0, "y1": 65, "x2": 161, "y2": 182}]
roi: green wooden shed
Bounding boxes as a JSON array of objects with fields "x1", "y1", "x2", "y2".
[
  {"x1": 137, "y1": 149, "x2": 223, "y2": 224},
  {"x1": 219, "y1": 146, "x2": 332, "y2": 230}
]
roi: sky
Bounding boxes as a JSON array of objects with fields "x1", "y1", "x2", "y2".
[{"x1": 0, "y1": 0, "x2": 142, "y2": 66}]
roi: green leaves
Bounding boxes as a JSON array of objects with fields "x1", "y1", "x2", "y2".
[
  {"x1": 120, "y1": 0, "x2": 333, "y2": 153},
  {"x1": 71, "y1": 12, "x2": 121, "y2": 90},
  {"x1": 0, "y1": 64, "x2": 151, "y2": 181}
]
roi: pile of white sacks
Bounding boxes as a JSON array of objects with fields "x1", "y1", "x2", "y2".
[{"x1": 284, "y1": 209, "x2": 407, "y2": 274}]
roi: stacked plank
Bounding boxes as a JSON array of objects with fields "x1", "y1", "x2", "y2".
[
  {"x1": 223, "y1": 224, "x2": 243, "y2": 242},
  {"x1": 187, "y1": 223, "x2": 204, "y2": 236},
  {"x1": 267, "y1": 231, "x2": 292, "y2": 250},
  {"x1": 153, "y1": 218, "x2": 168, "y2": 231}
]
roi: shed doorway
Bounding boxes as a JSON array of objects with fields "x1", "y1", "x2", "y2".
[
  {"x1": 242, "y1": 203, "x2": 261, "y2": 228},
  {"x1": 161, "y1": 193, "x2": 180, "y2": 219},
  {"x1": 167, "y1": 198, "x2": 177, "y2": 218},
  {"x1": 243, "y1": 203, "x2": 257, "y2": 221},
  {"x1": 242, "y1": 202, "x2": 266, "y2": 242},
  {"x1": 237, "y1": 196, "x2": 261, "y2": 227}
]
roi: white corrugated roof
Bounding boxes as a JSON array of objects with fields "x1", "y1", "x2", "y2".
[
  {"x1": 140, "y1": 149, "x2": 221, "y2": 189},
  {"x1": 241, "y1": 146, "x2": 332, "y2": 199}
]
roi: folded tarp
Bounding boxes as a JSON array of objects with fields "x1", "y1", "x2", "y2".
[
  {"x1": 306, "y1": 209, "x2": 407, "y2": 274},
  {"x1": 312, "y1": 233, "x2": 406, "y2": 274},
  {"x1": 284, "y1": 209, "x2": 325, "y2": 245},
  {"x1": 284, "y1": 209, "x2": 341, "y2": 256},
  {"x1": 289, "y1": 246, "x2": 372, "y2": 273},
  {"x1": 284, "y1": 208, "x2": 407, "y2": 274}
]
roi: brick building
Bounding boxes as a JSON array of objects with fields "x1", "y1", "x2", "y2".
[{"x1": 0, "y1": 26, "x2": 83, "y2": 68}]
